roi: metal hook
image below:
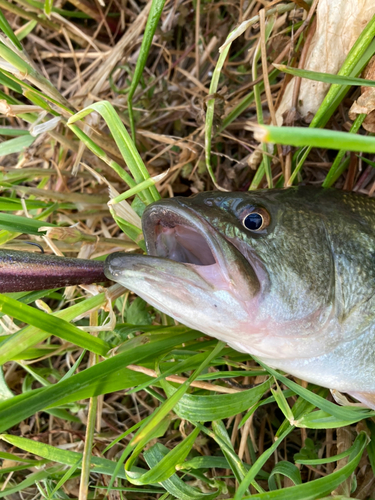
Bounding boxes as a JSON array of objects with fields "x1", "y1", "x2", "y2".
[{"x1": 25, "y1": 242, "x2": 45, "y2": 254}]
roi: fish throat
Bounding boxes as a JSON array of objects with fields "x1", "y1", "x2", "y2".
[{"x1": 154, "y1": 222, "x2": 216, "y2": 266}]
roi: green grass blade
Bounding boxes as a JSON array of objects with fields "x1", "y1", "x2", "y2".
[
  {"x1": 254, "y1": 356, "x2": 375, "y2": 421},
  {"x1": 211, "y1": 420, "x2": 252, "y2": 489},
  {"x1": 80, "y1": 390, "x2": 97, "y2": 497},
  {"x1": 161, "y1": 378, "x2": 271, "y2": 422},
  {"x1": 255, "y1": 124, "x2": 375, "y2": 154},
  {"x1": 67, "y1": 123, "x2": 138, "y2": 192},
  {"x1": 0, "y1": 127, "x2": 32, "y2": 136},
  {"x1": 108, "y1": 415, "x2": 171, "y2": 492},
  {"x1": 0, "y1": 293, "x2": 105, "y2": 364},
  {"x1": 44, "y1": 0, "x2": 53, "y2": 15},
  {"x1": 14, "y1": 19, "x2": 37, "y2": 41},
  {"x1": 274, "y1": 63, "x2": 375, "y2": 87},
  {"x1": 0, "y1": 293, "x2": 110, "y2": 358},
  {"x1": 144, "y1": 442, "x2": 222, "y2": 500},
  {"x1": 0, "y1": 468, "x2": 57, "y2": 498},
  {"x1": 0, "y1": 67, "x2": 72, "y2": 114},
  {"x1": 127, "y1": 427, "x2": 200, "y2": 485},
  {"x1": 241, "y1": 431, "x2": 368, "y2": 499},
  {"x1": 249, "y1": 161, "x2": 265, "y2": 190},
  {"x1": 205, "y1": 43, "x2": 231, "y2": 187},
  {"x1": 126, "y1": 350, "x2": 217, "y2": 396},
  {"x1": 0, "y1": 330, "x2": 201, "y2": 431},
  {"x1": 112, "y1": 341, "x2": 226, "y2": 491},
  {"x1": 0, "y1": 434, "x2": 128, "y2": 479},
  {"x1": 127, "y1": 0, "x2": 166, "y2": 140},
  {"x1": 0, "y1": 70, "x2": 23, "y2": 93},
  {"x1": 68, "y1": 101, "x2": 159, "y2": 203},
  {"x1": 295, "y1": 439, "x2": 358, "y2": 465},
  {"x1": 365, "y1": 420, "x2": 375, "y2": 476},
  {"x1": 143, "y1": 443, "x2": 221, "y2": 500},
  {"x1": 0, "y1": 212, "x2": 56, "y2": 234},
  {"x1": 110, "y1": 173, "x2": 165, "y2": 204},
  {"x1": 234, "y1": 426, "x2": 293, "y2": 500},
  {"x1": 129, "y1": 341, "x2": 226, "y2": 447},
  {"x1": 289, "y1": 28, "x2": 375, "y2": 183},
  {"x1": 0, "y1": 9, "x2": 23, "y2": 50},
  {"x1": 276, "y1": 388, "x2": 328, "y2": 437},
  {"x1": 271, "y1": 380, "x2": 294, "y2": 422},
  {"x1": 49, "y1": 457, "x2": 82, "y2": 498},
  {"x1": 268, "y1": 461, "x2": 302, "y2": 491},
  {"x1": 0, "y1": 134, "x2": 35, "y2": 155},
  {"x1": 310, "y1": 16, "x2": 375, "y2": 130},
  {"x1": 293, "y1": 409, "x2": 364, "y2": 429},
  {"x1": 322, "y1": 114, "x2": 366, "y2": 187},
  {"x1": 0, "y1": 366, "x2": 13, "y2": 401},
  {"x1": 178, "y1": 456, "x2": 230, "y2": 471}
]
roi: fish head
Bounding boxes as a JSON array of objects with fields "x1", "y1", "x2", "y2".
[{"x1": 105, "y1": 188, "x2": 337, "y2": 358}]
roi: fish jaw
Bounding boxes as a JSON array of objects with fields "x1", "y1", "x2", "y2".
[
  {"x1": 104, "y1": 254, "x2": 250, "y2": 337},
  {"x1": 104, "y1": 201, "x2": 263, "y2": 343}
]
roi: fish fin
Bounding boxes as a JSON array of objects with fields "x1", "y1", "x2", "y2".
[{"x1": 346, "y1": 391, "x2": 375, "y2": 410}]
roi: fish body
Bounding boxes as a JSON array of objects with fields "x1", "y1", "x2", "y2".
[
  {"x1": 105, "y1": 187, "x2": 375, "y2": 408},
  {"x1": 0, "y1": 250, "x2": 106, "y2": 292}
]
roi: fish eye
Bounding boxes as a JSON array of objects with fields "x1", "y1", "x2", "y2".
[{"x1": 242, "y1": 208, "x2": 270, "y2": 232}]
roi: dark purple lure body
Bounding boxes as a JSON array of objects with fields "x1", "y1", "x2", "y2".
[{"x1": 0, "y1": 250, "x2": 106, "y2": 292}]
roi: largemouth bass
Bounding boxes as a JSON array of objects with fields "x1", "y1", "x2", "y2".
[{"x1": 104, "y1": 187, "x2": 375, "y2": 409}]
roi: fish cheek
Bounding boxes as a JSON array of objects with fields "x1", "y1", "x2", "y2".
[
  {"x1": 244, "y1": 212, "x2": 335, "y2": 326},
  {"x1": 137, "y1": 281, "x2": 250, "y2": 339}
]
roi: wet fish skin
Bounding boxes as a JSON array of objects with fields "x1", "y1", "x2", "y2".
[
  {"x1": 0, "y1": 250, "x2": 106, "y2": 292},
  {"x1": 105, "y1": 187, "x2": 375, "y2": 408}
]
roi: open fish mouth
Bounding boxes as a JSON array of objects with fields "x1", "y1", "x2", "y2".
[
  {"x1": 143, "y1": 201, "x2": 221, "y2": 270},
  {"x1": 151, "y1": 222, "x2": 216, "y2": 266},
  {"x1": 142, "y1": 201, "x2": 230, "y2": 291},
  {"x1": 141, "y1": 199, "x2": 261, "y2": 295},
  {"x1": 105, "y1": 198, "x2": 260, "y2": 300}
]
